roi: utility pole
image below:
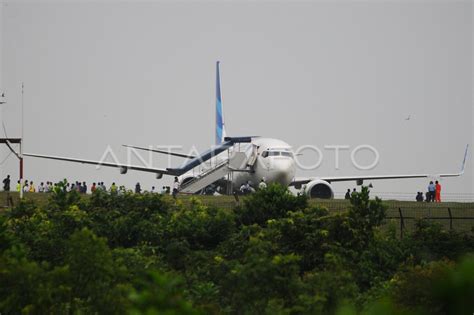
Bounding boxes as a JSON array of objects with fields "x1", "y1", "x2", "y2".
[
  {"x1": 0, "y1": 85, "x2": 24, "y2": 200},
  {"x1": 19, "y1": 82, "x2": 24, "y2": 199}
]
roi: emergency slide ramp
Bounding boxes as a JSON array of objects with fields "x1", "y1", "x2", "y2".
[{"x1": 179, "y1": 152, "x2": 248, "y2": 194}]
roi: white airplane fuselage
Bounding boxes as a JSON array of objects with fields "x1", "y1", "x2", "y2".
[
  {"x1": 180, "y1": 137, "x2": 296, "y2": 191},
  {"x1": 233, "y1": 137, "x2": 296, "y2": 188}
]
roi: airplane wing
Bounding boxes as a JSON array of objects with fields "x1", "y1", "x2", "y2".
[
  {"x1": 23, "y1": 153, "x2": 172, "y2": 175},
  {"x1": 122, "y1": 144, "x2": 196, "y2": 159},
  {"x1": 290, "y1": 144, "x2": 469, "y2": 187},
  {"x1": 24, "y1": 137, "x2": 254, "y2": 178}
]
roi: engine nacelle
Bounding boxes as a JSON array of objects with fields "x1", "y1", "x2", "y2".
[{"x1": 304, "y1": 180, "x2": 334, "y2": 199}]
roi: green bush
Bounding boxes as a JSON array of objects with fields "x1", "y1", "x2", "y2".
[
  {"x1": 1, "y1": 186, "x2": 473, "y2": 314},
  {"x1": 235, "y1": 183, "x2": 308, "y2": 226}
]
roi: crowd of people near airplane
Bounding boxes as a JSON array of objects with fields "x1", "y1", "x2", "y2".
[
  {"x1": 2, "y1": 175, "x2": 270, "y2": 197},
  {"x1": 2, "y1": 174, "x2": 444, "y2": 202},
  {"x1": 239, "y1": 178, "x2": 268, "y2": 195},
  {"x1": 342, "y1": 180, "x2": 443, "y2": 203},
  {"x1": 415, "y1": 180, "x2": 442, "y2": 202},
  {"x1": 1, "y1": 175, "x2": 174, "y2": 195}
]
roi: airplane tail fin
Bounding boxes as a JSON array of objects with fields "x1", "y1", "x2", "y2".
[{"x1": 215, "y1": 61, "x2": 226, "y2": 145}]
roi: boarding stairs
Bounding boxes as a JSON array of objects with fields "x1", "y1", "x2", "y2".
[{"x1": 179, "y1": 151, "x2": 251, "y2": 194}]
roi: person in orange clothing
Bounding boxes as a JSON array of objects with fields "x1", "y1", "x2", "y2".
[{"x1": 435, "y1": 180, "x2": 441, "y2": 202}]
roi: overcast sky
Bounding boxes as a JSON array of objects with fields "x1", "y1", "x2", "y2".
[{"x1": 0, "y1": 0, "x2": 472, "y2": 200}]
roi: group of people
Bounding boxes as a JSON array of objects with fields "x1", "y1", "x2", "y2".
[
  {"x1": 11, "y1": 179, "x2": 89, "y2": 194},
  {"x1": 416, "y1": 180, "x2": 442, "y2": 202},
  {"x1": 1, "y1": 175, "x2": 174, "y2": 196},
  {"x1": 239, "y1": 178, "x2": 267, "y2": 195},
  {"x1": 344, "y1": 188, "x2": 358, "y2": 199},
  {"x1": 343, "y1": 181, "x2": 443, "y2": 203}
]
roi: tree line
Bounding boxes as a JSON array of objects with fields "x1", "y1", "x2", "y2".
[{"x1": 1, "y1": 182, "x2": 473, "y2": 314}]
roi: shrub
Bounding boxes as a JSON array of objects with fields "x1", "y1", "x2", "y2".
[{"x1": 235, "y1": 184, "x2": 307, "y2": 226}]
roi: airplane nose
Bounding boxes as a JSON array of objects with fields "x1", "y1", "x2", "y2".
[{"x1": 270, "y1": 159, "x2": 296, "y2": 184}]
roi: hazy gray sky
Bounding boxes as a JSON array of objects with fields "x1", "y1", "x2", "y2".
[{"x1": 1, "y1": 0, "x2": 472, "y2": 200}]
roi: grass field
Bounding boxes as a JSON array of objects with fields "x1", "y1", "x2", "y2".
[{"x1": 2, "y1": 191, "x2": 473, "y2": 235}]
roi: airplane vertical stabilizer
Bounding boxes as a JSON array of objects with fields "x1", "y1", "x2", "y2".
[{"x1": 216, "y1": 61, "x2": 226, "y2": 145}]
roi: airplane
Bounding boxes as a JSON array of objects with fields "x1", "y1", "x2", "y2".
[{"x1": 24, "y1": 62, "x2": 469, "y2": 198}]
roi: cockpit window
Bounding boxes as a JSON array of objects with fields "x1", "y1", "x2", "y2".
[{"x1": 262, "y1": 151, "x2": 294, "y2": 158}]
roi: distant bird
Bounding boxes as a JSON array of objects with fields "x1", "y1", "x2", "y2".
[{"x1": 405, "y1": 115, "x2": 411, "y2": 121}]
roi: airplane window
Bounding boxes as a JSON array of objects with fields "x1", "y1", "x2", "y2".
[{"x1": 263, "y1": 151, "x2": 293, "y2": 157}]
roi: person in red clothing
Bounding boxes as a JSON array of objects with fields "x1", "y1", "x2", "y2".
[
  {"x1": 435, "y1": 180, "x2": 441, "y2": 202},
  {"x1": 91, "y1": 182, "x2": 97, "y2": 193}
]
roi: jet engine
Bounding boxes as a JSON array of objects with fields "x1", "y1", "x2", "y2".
[{"x1": 304, "y1": 180, "x2": 334, "y2": 199}]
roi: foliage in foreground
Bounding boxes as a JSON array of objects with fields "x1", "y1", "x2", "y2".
[{"x1": 0, "y1": 183, "x2": 473, "y2": 314}]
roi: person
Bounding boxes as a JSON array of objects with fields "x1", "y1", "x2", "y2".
[
  {"x1": 151, "y1": 186, "x2": 156, "y2": 193},
  {"x1": 435, "y1": 180, "x2": 441, "y2": 203},
  {"x1": 16, "y1": 180, "x2": 21, "y2": 192},
  {"x1": 29, "y1": 181, "x2": 36, "y2": 193},
  {"x1": 82, "y1": 182, "x2": 87, "y2": 194},
  {"x1": 204, "y1": 184, "x2": 215, "y2": 195},
  {"x1": 135, "y1": 182, "x2": 141, "y2": 194},
  {"x1": 416, "y1": 191, "x2": 424, "y2": 202},
  {"x1": 53, "y1": 183, "x2": 61, "y2": 194},
  {"x1": 160, "y1": 186, "x2": 167, "y2": 194},
  {"x1": 110, "y1": 182, "x2": 118, "y2": 194},
  {"x1": 23, "y1": 182, "x2": 29, "y2": 193},
  {"x1": 240, "y1": 183, "x2": 247, "y2": 195},
  {"x1": 172, "y1": 177, "x2": 179, "y2": 197},
  {"x1": 166, "y1": 186, "x2": 171, "y2": 195},
  {"x1": 91, "y1": 182, "x2": 97, "y2": 193},
  {"x1": 3, "y1": 175, "x2": 10, "y2": 191},
  {"x1": 119, "y1": 186, "x2": 126, "y2": 195},
  {"x1": 38, "y1": 182, "x2": 45, "y2": 193},
  {"x1": 344, "y1": 189, "x2": 351, "y2": 200},
  {"x1": 351, "y1": 188, "x2": 357, "y2": 198},
  {"x1": 258, "y1": 178, "x2": 267, "y2": 190},
  {"x1": 246, "y1": 181, "x2": 255, "y2": 193},
  {"x1": 428, "y1": 181, "x2": 436, "y2": 202}
]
